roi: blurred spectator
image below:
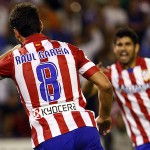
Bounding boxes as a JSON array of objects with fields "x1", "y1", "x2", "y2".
[
  {"x1": 78, "y1": 1, "x2": 104, "y2": 62},
  {"x1": 140, "y1": 27, "x2": 150, "y2": 57},
  {"x1": 0, "y1": 79, "x2": 9, "y2": 105},
  {"x1": 0, "y1": 79, "x2": 30, "y2": 137},
  {"x1": 0, "y1": 2, "x2": 8, "y2": 53},
  {"x1": 140, "y1": 14, "x2": 150, "y2": 57},
  {"x1": 0, "y1": 1, "x2": 150, "y2": 150},
  {"x1": 103, "y1": 0, "x2": 128, "y2": 32},
  {"x1": 127, "y1": 0, "x2": 147, "y2": 42}
]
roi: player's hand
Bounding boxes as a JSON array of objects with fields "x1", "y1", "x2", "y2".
[
  {"x1": 96, "y1": 116, "x2": 112, "y2": 136},
  {"x1": 97, "y1": 62, "x2": 109, "y2": 73}
]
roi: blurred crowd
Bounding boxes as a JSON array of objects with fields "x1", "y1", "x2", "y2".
[{"x1": 0, "y1": 0, "x2": 150, "y2": 150}]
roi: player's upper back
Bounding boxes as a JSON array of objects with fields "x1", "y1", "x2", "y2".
[{"x1": 11, "y1": 34, "x2": 98, "y2": 109}]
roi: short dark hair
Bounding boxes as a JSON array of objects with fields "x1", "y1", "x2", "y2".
[
  {"x1": 113, "y1": 27, "x2": 139, "y2": 44},
  {"x1": 8, "y1": 2, "x2": 41, "y2": 37}
]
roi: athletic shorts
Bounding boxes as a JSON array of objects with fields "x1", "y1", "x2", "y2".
[
  {"x1": 35, "y1": 126, "x2": 104, "y2": 150},
  {"x1": 135, "y1": 142, "x2": 150, "y2": 150}
]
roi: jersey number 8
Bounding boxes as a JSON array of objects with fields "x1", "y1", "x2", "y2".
[{"x1": 36, "y1": 62, "x2": 61, "y2": 102}]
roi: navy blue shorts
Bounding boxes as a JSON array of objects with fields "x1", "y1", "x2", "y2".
[
  {"x1": 35, "y1": 126, "x2": 104, "y2": 150},
  {"x1": 135, "y1": 142, "x2": 150, "y2": 150}
]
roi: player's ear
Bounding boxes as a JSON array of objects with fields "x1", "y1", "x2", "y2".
[
  {"x1": 40, "y1": 20, "x2": 43, "y2": 32},
  {"x1": 135, "y1": 43, "x2": 140, "y2": 54},
  {"x1": 13, "y1": 28, "x2": 20, "y2": 39}
]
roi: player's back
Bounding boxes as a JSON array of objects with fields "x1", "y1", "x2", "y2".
[{"x1": 12, "y1": 34, "x2": 98, "y2": 148}]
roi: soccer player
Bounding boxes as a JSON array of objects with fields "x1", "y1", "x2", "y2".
[
  {"x1": 0, "y1": 3, "x2": 113, "y2": 150},
  {"x1": 84, "y1": 27, "x2": 150, "y2": 150}
]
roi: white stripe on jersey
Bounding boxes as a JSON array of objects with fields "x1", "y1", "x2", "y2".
[
  {"x1": 44, "y1": 115, "x2": 61, "y2": 137},
  {"x1": 80, "y1": 112, "x2": 93, "y2": 126},
  {"x1": 13, "y1": 49, "x2": 32, "y2": 110},
  {"x1": 79, "y1": 62, "x2": 95, "y2": 75},
  {"x1": 111, "y1": 64, "x2": 120, "y2": 90},
  {"x1": 30, "y1": 116, "x2": 45, "y2": 144},
  {"x1": 41, "y1": 40, "x2": 66, "y2": 103},
  {"x1": 62, "y1": 112, "x2": 78, "y2": 130}
]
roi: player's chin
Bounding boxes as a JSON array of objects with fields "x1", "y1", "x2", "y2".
[{"x1": 119, "y1": 57, "x2": 130, "y2": 64}]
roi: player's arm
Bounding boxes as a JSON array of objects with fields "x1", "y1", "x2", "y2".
[
  {"x1": 83, "y1": 62, "x2": 109, "y2": 98},
  {"x1": 82, "y1": 80, "x2": 98, "y2": 98},
  {"x1": 0, "y1": 44, "x2": 21, "y2": 60},
  {"x1": 88, "y1": 71, "x2": 113, "y2": 135}
]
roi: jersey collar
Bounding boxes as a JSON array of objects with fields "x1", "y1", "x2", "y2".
[
  {"x1": 23, "y1": 33, "x2": 49, "y2": 45},
  {"x1": 117, "y1": 56, "x2": 143, "y2": 70}
]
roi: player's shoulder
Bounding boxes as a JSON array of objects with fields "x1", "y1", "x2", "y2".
[
  {"x1": 12, "y1": 47, "x2": 23, "y2": 56},
  {"x1": 49, "y1": 40, "x2": 67, "y2": 46}
]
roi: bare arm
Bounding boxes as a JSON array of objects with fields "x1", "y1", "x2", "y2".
[
  {"x1": 83, "y1": 62, "x2": 109, "y2": 98},
  {"x1": 82, "y1": 80, "x2": 98, "y2": 98},
  {"x1": 88, "y1": 71, "x2": 113, "y2": 135},
  {"x1": 0, "y1": 44, "x2": 21, "y2": 60}
]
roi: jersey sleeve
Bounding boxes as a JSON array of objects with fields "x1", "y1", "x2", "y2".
[
  {"x1": 77, "y1": 48, "x2": 99, "y2": 79},
  {"x1": 67, "y1": 43, "x2": 99, "y2": 78},
  {"x1": 0, "y1": 52, "x2": 13, "y2": 78}
]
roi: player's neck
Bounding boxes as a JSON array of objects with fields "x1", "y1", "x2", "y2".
[
  {"x1": 19, "y1": 37, "x2": 25, "y2": 43},
  {"x1": 123, "y1": 60, "x2": 136, "y2": 69}
]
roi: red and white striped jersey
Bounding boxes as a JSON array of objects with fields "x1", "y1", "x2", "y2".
[
  {"x1": 0, "y1": 34, "x2": 99, "y2": 148},
  {"x1": 106, "y1": 57, "x2": 150, "y2": 147}
]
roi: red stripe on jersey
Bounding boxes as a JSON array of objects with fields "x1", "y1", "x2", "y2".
[
  {"x1": 33, "y1": 41, "x2": 48, "y2": 62},
  {"x1": 51, "y1": 41, "x2": 73, "y2": 102},
  {"x1": 54, "y1": 113, "x2": 69, "y2": 134},
  {"x1": 44, "y1": 68, "x2": 54, "y2": 95},
  {"x1": 38, "y1": 118, "x2": 52, "y2": 140},
  {"x1": 71, "y1": 111, "x2": 86, "y2": 127},
  {"x1": 22, "y1": 47, "x2": 40, "y2": 108},
  {"x1": 67, "y1": 43, "x2": 89, "y2": 69},
  {"x1": 115, "y1": 63, "x2": 137, "y2": 145},
  {"x1": 82, "y1": 66, "x2": 99, "y2": 79},
  {"x1": 31, "y1": 126, "x2": 39, "y2": 147}
]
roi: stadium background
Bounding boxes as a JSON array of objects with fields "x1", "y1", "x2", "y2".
[{"x1": 0, "y1": 0, "x2": 149, "y2": 149}]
